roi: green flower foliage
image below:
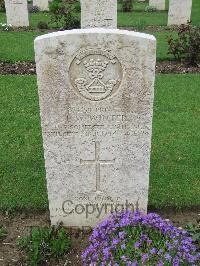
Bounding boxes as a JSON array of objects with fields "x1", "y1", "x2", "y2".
[
  {"x1": 16, "y1": 226, "x2": 71, "y2": 265},
  {"x1": 185, "y1": 223, "x2": 200, "y2": 248}
]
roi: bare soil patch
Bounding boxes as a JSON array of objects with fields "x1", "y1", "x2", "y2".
[
  {"x1": 0, "y1": 61, "x2": 199, "y2": 75},
  {"x1": 0, "y1": 62, "x2": 36, "y2": 75},
  {"x1": 156, "y1": 61, "x2": 200, "y2": 74},
  {"x1": 0, "y1": 208, "x2": 199, "y2": 266},
  {"x1": 0, "y1": 25, "x2": 188, "y2": 33},
  {"x1": 0, "y1": 210, "x2": 90, "y2": 266}
]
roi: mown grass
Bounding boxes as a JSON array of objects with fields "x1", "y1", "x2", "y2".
[
  {"x1": 191, "y1": 0, "x2": 200, "y2": 26},
  {"x1": 118, "y1": 0, "x2": 200, "y2": 27},
  {"x1": 0, "y1": 75, "x2": 47, "y2": 210},
  {"x1": 117, "y1": 0, "x2": 167, "y2": 27},
  {"x1": 118, "y1": 9, "x2": 168, "y2": 28},
  {"x1": 0, "y1": 31, "x2": 176, "y2": 62},
  {"x1": 0, "y1": 32, "x2": 44, "y2": 62},
  {"x1": 0, "y1": 0, "x2": 199, "y2": 27},
  {"x1": 0, "y1": 74, "x2": 200, "y2": 210},
  {"x1": 150, "y1": 74, "x2": 200, "y2": 208}
]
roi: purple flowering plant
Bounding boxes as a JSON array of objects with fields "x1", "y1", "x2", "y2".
[{"x1": 82, "y1": 210, "x2": 200, "y2": 265}]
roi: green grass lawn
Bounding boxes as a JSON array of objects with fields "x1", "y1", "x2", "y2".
[
  {"x1": 0, "y1": 32, "x2": 44, "y2": 62},
  {"x1": 191, "y1": 0, "x2": 200, "y2": 26},
  {"x1": 0, "y1": 31, "x2": 176, "y2": 62},
  {"x1": 0, "y1": 0, "x2": 199, "y2": 27},
  {"x1": 118, "y1": 10, "x2": 168, "y2": 28},
  {"x1": 150, "y1": 74, "x2": 200, "y2": 208},
  {"x1": 0, "y1": 75, "x2": 47, "y2": 210},
  {"x1": 0, "y1": 10, "x2": 169, "y2": 28},
  {"x1": 118, "y1": 0, "x2": 200, "y2": 27},
  {"x1": 117, "y1": 0, "x2": 168, "y2": 27},
  {"x1": 0, "y1": 74, "x2": 200, "y2": 210}
]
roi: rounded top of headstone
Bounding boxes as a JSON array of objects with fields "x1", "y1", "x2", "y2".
[{"x1": 34, "y1": 29, "x2": 156, "y2": 45}]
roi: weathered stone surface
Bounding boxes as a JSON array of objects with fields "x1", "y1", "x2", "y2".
[
  {"x1": 33, "y1": 0, "x2": 49, "y2": 11},
  {"x1": 80, "y1": 0, "x2": 117, "y2": 28},
  {"x1": 149, "y1": 0, "x2": 165, "y2": 10},
  {"x1": 35, "y1": 29, "x2": 156, "y2": 227},
  {"x1": 5, "y1": 0, "x2": 29, "y2": 27},
  {"x1": 168, "y1": 0, "x2": 192, "y2": 25}
]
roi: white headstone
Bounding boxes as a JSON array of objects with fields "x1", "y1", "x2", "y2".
[
  {"x1": 5, "y1": 0, "x2": 29, "y2": 27},
  {"x1": 168, "y1": 0, "x2": 192, "y2": 25},
  {"x1": 149, "y1": 0, "x2": 165, "y2": 11},
  {"x1": 81, "y1": 0, "x2": 117, "y2": 28},
  {"x1": 33, "y1": 0, "x2": 49, "y2": 11},
  {"x1": 35, "y1": 28, "x2": 156, "y2": 227}
]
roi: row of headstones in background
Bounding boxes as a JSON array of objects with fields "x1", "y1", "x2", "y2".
[
  {"x1": 5, "y1": 0, "x2": 49, "y2": 27},
  {"x1": 5, "y1": 0, "x2": 29, "y2": 27},
  {"x1": 81, "y1": 0, "x2": 117, "y2": 28},
  {"x1": 139, "y1": 0, "x2": 165, "y2": 10},
  {"x1": 80, "y1": 0, "x2": 163, "y2": 28},
  {"x1": 137, "y1": 0, "x2": 193, "y2": 25},
  {"x1": 35, "y1": 0, "x2": 156, "y2": 227},
  {"x1": 168, "y1": 0, "x2": 192, "y2": 26},
  {"x1": 82, "y1": 0, "x2": 193, "y2": 27},
  {"x1": 33, "y1": 0, "x2": 49, "y2": 11},
  {"x1": 149, "y1": 0, "x2": 165, "y2": 11},
  {"x1": 5, "y1": 0, "x2": 193, "y2": 28},
  {"x1": 150, "y1": 0, "x2": 192, "y2": 25}
]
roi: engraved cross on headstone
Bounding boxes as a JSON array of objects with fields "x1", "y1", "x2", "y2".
[{"x1": 80, "y1": 142, "x2": 115, "y2": 192}]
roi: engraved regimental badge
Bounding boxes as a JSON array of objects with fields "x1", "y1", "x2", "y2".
[{"x1": 69, "y1": 47, "x2": 123, "y2": 101}]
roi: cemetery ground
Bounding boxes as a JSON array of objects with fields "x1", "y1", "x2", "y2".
[
  {"x1": 0, "y1": 74, "x2": 200, "y2": 263},
  {"x1": 0, "y1": 1, "x2": 200, "y2": 27},
  {"x1": 0, "y1": 74, "x2": 200, "y2": 264},
  {"x1": 0, "y1": 73, "x2": 200, "y2": 209},
  {"x1": 0, "y1": 1, "x2": 200, "y2": 265}
]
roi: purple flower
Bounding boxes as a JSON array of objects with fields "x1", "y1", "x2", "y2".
[
  {"x1": 121, "y1": 243, "x2": 126, "y2": 249},
  {"x1": 118, "y1": 231, "x2": 126, "y2": 239},
  {"x1": 173, "y1": 256, "x2": 180, "y2": 266},
  {"x1": 157, "y1": 260, "x2": 164, "y2": 266},
  {"x1": 127, "y1": 262, "x2": 138, "y2": 266},
  {"x1": 150, "y1": 248, "x2": 157, "y2": 255},
  {"x1": 121, "y1": 255, "x2": 128, "y2": 262},
  {"x1": 174, "y1": 239, "x2": 179, "y2": 245},
  {"x1": 112, "y1": 238, "x2": 119, "y2": 245},
  {"x1": 134, "y1": 241, "x2": 141, "y2": 249},
  {"x1": 103, "y1": 247, "x2": 110, "y2": 260},
  {"x1": 141, "y1": 253, "x2": 149, "y2": 262},
  {"x1": 141, "y1": 233, "x2": 148, "y2": 241},
  {"x1": 187, "y1": 254, "x2": 198, "y2": 263},
  {"x1": 147, "y1": 239, "x2": 153, "y2": 244},
  {"x1": 81, "y1": 210, "x2": 200, "y2": 265},
  {"x1": 164, "y1": 253, "x2": 172, "y2": 261}
]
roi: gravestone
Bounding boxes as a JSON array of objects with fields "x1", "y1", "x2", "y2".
[
  {"x1": 35, "y1": 28, "x2": 156, "y2": 227},
  {"x1": 80, "y1": 0, "x2": 117, "y2": 28},
  {"x1": 5, "y1": 0, "x2": 29, "y2": 27},
  {"x1": 149, "y1": 0, "x2": 165, "y2": 11},
  {"x1": 33, "y1": 0, "x2": 49, "y2": 11},
  {"x1": 168, "y1": 0, "x2": 192, "y2": 25}
]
